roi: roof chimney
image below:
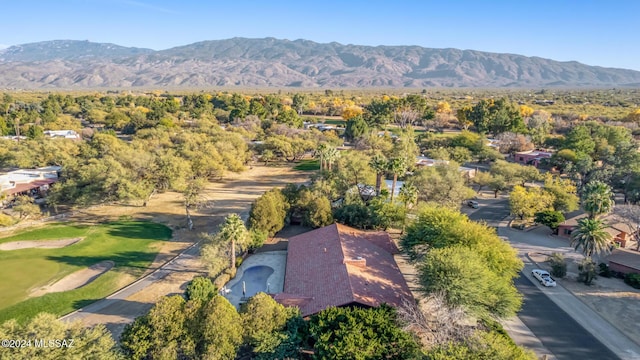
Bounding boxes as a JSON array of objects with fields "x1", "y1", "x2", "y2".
[{"x1": 344, "y1": 256, "x2": 366, "y2": 268}]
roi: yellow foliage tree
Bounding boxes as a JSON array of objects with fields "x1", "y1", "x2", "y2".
[
  {"x1": 436, "y1": 101, "x2": 452, "y2": 114},
  {"x1": 625, "y1": 109, "x2": 640, "y2": 122},
  {"x1": 342, "y1": 106, "x2": 363, "y2": 120},
  {"x1": 519, "y1": 105, "x2": 534, "y2": 118}
]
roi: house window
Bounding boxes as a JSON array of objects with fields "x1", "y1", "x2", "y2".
[
  {"x1": 519, "y1": 157, "x2": 524, "y2": 162},
  {"x1": 564, "y1": 229, "x2": 572, "y2": 235}
]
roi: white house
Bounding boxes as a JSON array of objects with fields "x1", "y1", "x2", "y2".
[{"x1": 44, "y1": 130, "x2": 81, "y2": 140}]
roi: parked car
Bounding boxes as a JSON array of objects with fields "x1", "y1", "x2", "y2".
[
  {"x1": 467, "y1": 200, "x2": 479, "y2": 209},
  {"x1": 532, "y1": 269, "x2": 557, "y2": 287}
]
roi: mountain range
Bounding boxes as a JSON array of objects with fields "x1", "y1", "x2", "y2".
[{"x1": 1, "y1": 37, "x2": 639, "y2": 89}]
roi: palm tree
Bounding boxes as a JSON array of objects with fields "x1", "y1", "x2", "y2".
[
  {"x1": 323, "y1": 146, "x2": 340, "y2": 171},
  {"x1": 398, "y1": 182, "x2": 418, "y2": 212},
  {"x1": 581, "y1": 180, "x2": 614, "y2": 219},
  {"x1": 217, "y1": 214, "x2": 250, "y2": 269},
  {"x1": 316, "y1": 143, "x2": 328, "y2": 171},
  {"x1": 369, "y1": 154, "x2": 388, "y2": 196},
  {"x1": 570, "y1": 218, "x2": 612, "y2": 258},
  {"x1": 387, "y1": 157, "x2": 407, "y2": 203}
]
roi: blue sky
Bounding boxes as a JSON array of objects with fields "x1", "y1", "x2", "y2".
[{"x1": 1, "y1": 0, "x2": 638, "y2": 70}]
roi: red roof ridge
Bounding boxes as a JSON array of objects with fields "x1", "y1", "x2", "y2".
[{"x1": 336, "y1": 223, "x2": 358, "y2": 305}]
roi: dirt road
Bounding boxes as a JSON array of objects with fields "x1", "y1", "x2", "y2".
[{"x1": 60, "y1": 164, "x2": 309, "y2": 339}]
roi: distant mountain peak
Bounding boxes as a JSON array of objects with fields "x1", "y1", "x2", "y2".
[{"x1": 0, "y1": 37, "x2": 638, "y2": 88}]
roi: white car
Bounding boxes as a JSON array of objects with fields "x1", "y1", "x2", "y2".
[{"x1": 531, "y1": 269, "x2": 557, "y2": 287}]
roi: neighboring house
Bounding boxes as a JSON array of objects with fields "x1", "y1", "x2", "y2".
[
  {"x1": 0, "y1": 166, "x2": 61, "y2": 205},
  {"x1": 607, "y1": 248, "x2": 640, "y2": 275},
  {"x1": 514, "y1": 150, "x2": 553, "y2": 167},
  {"x1": 44, "y1": 130, "x2": 81, "y2": 140},
  {"x1": 486, "y1": 138, "x2": 501, "y2": 149},
  {"x1": 557, "y1": 213, "x2": 635, "y2": 248},
  {"x1": 273, "y1": 223, "x2": 413, "y2": 317}
]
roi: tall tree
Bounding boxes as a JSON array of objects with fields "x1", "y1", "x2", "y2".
[
  {"x1": 248, "y1": 188, "x2": 289, "y2": 236},
  {"x1": 509, "y1": 186, "x2": 554, "y2": 220},
  {"x1": 216, "y1": 214, "x2": 250, "y2": 269},
  {"x1": 570, "y1": 218, "x2": 612, "y2": 258},
  {"x1": 581, "y1": 180, "x2": 614, "y2": 219},
  {"x1": 369, "y1": 154, "x2": 388, "y2": 196},
  {"x1": 387, "y1": 157, "x2": 407, "y2": 203}
]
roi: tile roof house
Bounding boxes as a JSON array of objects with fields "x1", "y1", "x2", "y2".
[
  {"x1": 273, "y1": 223, "x2": 413, "y2": 317},
  {"x1": 557, "y1": 213, "x2": 636, "y2": 248},
  {"x1": 607, "y1": 248, "x2": 640, "y2": 275},
  {"x1": 514, "y1": 150, "x2": 553, "y2": 168}
]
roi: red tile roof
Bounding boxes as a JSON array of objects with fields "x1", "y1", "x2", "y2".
[
  {"x1": 3, "y1": 178, "x2": 57, "y2": 196},
  {"x1": 607, "y1": 248, "x2": 640, "y2": 270},
  {"x1": 279, "y1": 223, "x2": 413, "y2": 317}
]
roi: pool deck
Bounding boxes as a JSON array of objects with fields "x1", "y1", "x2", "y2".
[{"x1": 222, "y1": 250, "x2": 287, "y2": 308}]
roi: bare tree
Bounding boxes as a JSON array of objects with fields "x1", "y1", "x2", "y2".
[
  {"x1": 613, "y1": 204, "x2": 640, "y2": 250},
  {"x1": 394, "y1": 107, "x2": 420, "y2": 128},
  {"x1": 397, "y1": 293, "x2": 474, "y2": 348}
]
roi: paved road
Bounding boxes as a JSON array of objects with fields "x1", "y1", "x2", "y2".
[
  {"x1": 516, "y1": 272, "x2": 619, "y2": 360},
  {"x1": 466, "y1": 199, "x2": 635, "y2": 359},
  {"x1": 467, "y1": 198, "x2": 510, "y2": 227}
]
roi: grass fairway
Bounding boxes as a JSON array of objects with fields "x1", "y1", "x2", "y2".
[
  {"x1": 293, "y1": 159, "x2": 320, "y2": 171},
  {"x1": 0, "y1": 221, "x2": 171, "y2": 324}
]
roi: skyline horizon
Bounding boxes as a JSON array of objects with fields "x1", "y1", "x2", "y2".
[{"x1": 0, "y1": 1, "x2": 637, "y2": 71}]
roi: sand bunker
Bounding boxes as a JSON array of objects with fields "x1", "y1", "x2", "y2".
[
  {"x1": 0, "y1": 237, "x2": 84, "y2": 251},
  {"x1": 30, "y1": 260, "x2": 114, "y2": 297}
]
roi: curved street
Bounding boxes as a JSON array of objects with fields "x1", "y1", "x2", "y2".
[{"x1": 468, "y1": 197, "x2": 640, "y2": 360}]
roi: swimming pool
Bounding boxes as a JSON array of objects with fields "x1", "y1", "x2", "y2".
[{"x1": 229, "y1": 265, "x2": 274, "y2": 298}]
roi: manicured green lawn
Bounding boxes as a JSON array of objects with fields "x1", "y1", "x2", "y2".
[
  {"x1": 293, "y1": 159, "x2": 320, "y2": 171},
  {"x1": 0, "y1": 221, "x2": 171, "y2": 324},
  {"x1": 323, "y1": 119, "x2": 346, "y2": 125}
]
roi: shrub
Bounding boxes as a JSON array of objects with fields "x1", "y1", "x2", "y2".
[
  {"x1": 235, "y1": 257, "x2": 243, "y2": 268},
  {"x1": 578, "y1": 258, "x2": 597, "y2": 285},
  {"x1": 214, "y1": 272, "x2": 232, "y2": 289},
  {"x1": 249, "y1": 228, "x2": 268, "y2": 250},
  {"x1": 0, "y1": 212, "x2": 15, "y2": 227},
  {"x1": 624, "y1": 273, "x2": 640, "y2": 289},
  {"x1": 185, "y1": 276, "x2": 217, "y2": 302},
  {"x1": 598, "y1": 263, "x2": 613, "y2": 278},
  {"x1": 546, "y1": 252, "x2": 567, "y2": 278}
]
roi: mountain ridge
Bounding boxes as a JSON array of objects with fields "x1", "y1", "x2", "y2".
[{"x1": 1, "y1": 37, "x2": 638, "y2": 88}]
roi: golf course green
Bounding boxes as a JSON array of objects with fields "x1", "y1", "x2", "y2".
[{"x1": 0, "y1": 221, "x2": 172, "y2": 323}]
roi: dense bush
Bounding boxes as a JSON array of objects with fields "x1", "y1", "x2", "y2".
[
  {"x1": 185, "y1": 276, "x2": 217, "y2": 302},
  {"x1": 578, "y1": 258, "x2": 598, "y2": 285},
  {"x1": 419, "y1": 246, "x2": 522, "y2": 318},
  {"x1": 425, "y1": 330, "x2": 536, "y2": 360},
  {"x1": 308, "y1": 305, "x2": 421, "y2": 360},
  {"x1": 598, "y1": 263, "x2": 613, "y2": 278},
  {"x1": 546, "y1": 252, "x2": 567, "y2": 278},
  {"x1": 624, "y1": 273, "x2": 640, "y2": 289},
  {"x1": 248, "y1": 188, "x2": 289, "y2": 236}
]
